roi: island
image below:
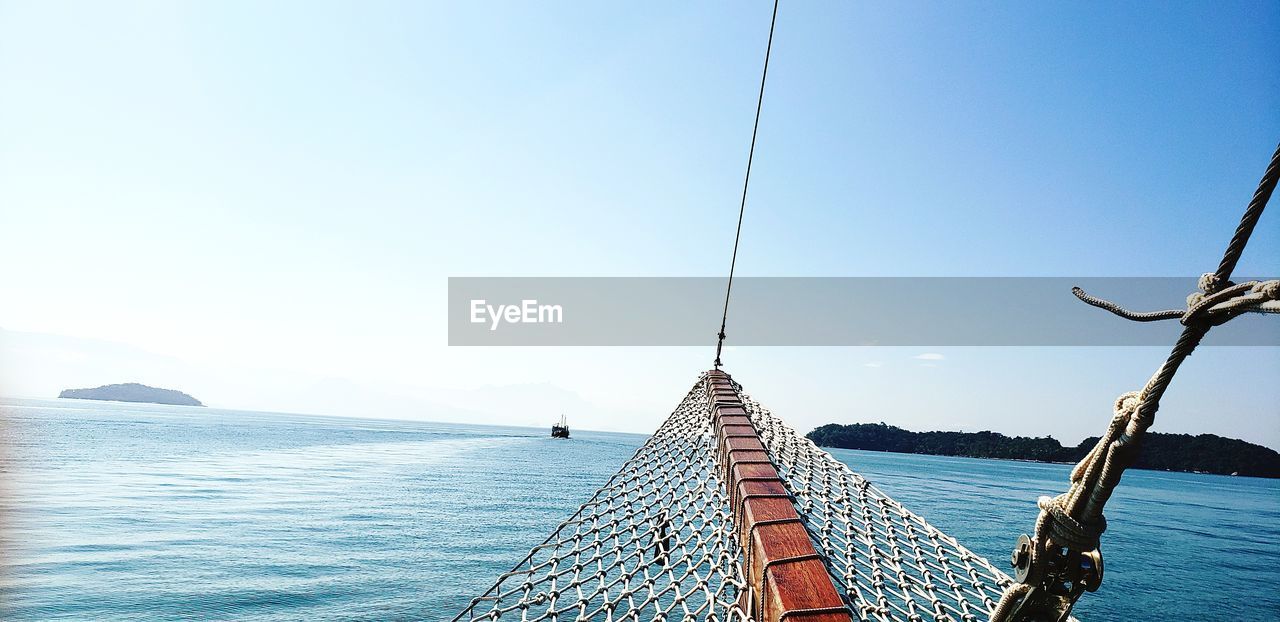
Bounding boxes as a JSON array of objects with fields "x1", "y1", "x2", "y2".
[
  {"x1": 807, "y1": 422, "x2": 1280, "y2": 478},
  {"x1": 59, "y1": 383, "x2": 204, "y2": 407}
]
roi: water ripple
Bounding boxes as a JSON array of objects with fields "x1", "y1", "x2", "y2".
[{"x1": 2, "y1": 398, "x2": 1277, "y2": 621}]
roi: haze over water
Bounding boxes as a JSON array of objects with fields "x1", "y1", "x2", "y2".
[{"x1": 2, "y1": 398, "x2": 1276, "y2": 621}]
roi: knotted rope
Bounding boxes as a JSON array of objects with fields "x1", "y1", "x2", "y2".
[
  {"x1": 1060, "y1": 272, "x2": 1278, "y2": 535},
  {"x1": 1072, "y1": 277, "x2": 1280, "y2": 325},
  {"x1": 993, "y1": 140, "x2": 1280, "y2": 622}
]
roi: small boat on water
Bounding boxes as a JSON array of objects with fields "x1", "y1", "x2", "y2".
[{"x1": 551, "y1": 414, "x2": 570, "y2": 439}]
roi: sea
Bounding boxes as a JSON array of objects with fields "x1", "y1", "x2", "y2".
[{"x1": 1, "y1": 397, "x2": 1277, "y2": 621}]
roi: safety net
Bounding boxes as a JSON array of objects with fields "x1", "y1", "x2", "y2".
[{"x1": 454, "y1": 373, "x2": 1018, "y2": 622}]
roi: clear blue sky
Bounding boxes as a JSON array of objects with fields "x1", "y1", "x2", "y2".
[{"x1": 1, "y1": 2, "x2": 1277, "y2": 445}]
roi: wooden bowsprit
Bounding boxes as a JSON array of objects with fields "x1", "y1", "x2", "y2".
[
  {"x1": 708, "y1": 370, "x2": 851, "y2": 621},
  {"x1": 455, "y1": 371, "x2": 1016, "y2": 622}
]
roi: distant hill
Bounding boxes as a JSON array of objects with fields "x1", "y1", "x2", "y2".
[
  {"x1": 806, "y1": 422, "x2": 1280, "y2": 478},
  {"x1": 59, "y1": 383, "x2": 203, "y2": 407}
]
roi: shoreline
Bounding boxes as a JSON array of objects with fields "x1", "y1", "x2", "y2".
[{"x1": 814, "y1": 444, "x2": 1277, "y2": 480}]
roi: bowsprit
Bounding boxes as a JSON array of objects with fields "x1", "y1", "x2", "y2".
[{"x1": 453, "y1": 370, "x2": 1018, "y2": 622}]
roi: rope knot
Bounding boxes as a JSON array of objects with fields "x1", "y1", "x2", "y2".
[
  {"x1": 1253, "y1": 279, "x2": 1280, "y2": 300},
  {"x1": 1197, "y1": 272, "x2": 1222, "y2": 295},
  {"x1": 1075, "y1": 274, "x2": 1279, "y2": 327},
  {"x1": 1037, "y1": 494, "x2": 1106, "y2": 552},
  {"x1": 1185, "y1": 273, "x2": 1218, "y2": 307},
  {"x1": 1113, "y1": 391, "x2": 1141, "y2": 415}
]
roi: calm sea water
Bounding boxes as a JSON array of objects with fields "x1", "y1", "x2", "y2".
[{"x1": 1, "y1": 398, "x2": 1276, "y2": 621}]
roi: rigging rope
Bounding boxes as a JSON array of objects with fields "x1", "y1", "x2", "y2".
[
  {"x1": 992, "y1": 140, "x2": 1280, "y2": 622},
  {"x1": 715, "y1": 0, "x2": 780, "y2": 370},
  {"x1": 1213, "y1": 144, "x2": 1279, "y2": 282}
]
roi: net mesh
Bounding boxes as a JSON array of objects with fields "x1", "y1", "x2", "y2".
[
  {"x1": 736, "y1": 386, "x2": 1016, "y2": 622},
  {"x1": 455, "y1": 374, "x2": 1019, "y2": 622},
  {"x1": 453, "y1": 379, "x2": 751, "y2": 621}
]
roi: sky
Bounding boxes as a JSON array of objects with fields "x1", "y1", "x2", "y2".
[{"x1": 1, "y1": 1, "x2": 1277, "y2": 447}]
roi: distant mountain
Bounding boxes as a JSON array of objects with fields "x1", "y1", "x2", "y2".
[
  {"x1": 806, "y1": 422, "x2": 1280, "y2": 478},
  {"x1": 59, "y1": 383, "x2": 203, "y2": 407}
]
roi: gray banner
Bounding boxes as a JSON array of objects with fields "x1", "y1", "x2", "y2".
[{"x1": 447, "y1": 277, "x2": 1278, "y2": 346}]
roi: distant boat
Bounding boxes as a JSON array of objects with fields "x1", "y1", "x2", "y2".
[{"x1": 551, "y1": 414, "x2": 570, "y2": 439}]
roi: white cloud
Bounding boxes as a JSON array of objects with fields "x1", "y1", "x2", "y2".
[
  {"x1": 863, "y1": 362, "x2": 883, "y2": 368},
  {"x1": 913, "y1": 353, "x2": 945, "y2": 361}
]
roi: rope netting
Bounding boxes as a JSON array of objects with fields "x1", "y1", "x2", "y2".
[
  {"x1": 456, "y1": 374, "x2": 1030, "y2": 622},
  {"x1": 735, "y1": 384, "x2": 1019, "y2": 622},
  {"x1": 453, "y1": 379, "x2": 751, "y2": 621}
]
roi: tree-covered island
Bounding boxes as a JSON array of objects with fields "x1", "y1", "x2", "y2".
[
  {"x1": 59, "y1": 383, "x2": 203, "y2": 407},
  {"x1": 807, "y1": 422, "x2": 1280, "y2": 478}
]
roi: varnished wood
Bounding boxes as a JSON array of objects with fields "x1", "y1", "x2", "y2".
[{"x1": 707, "y1": 370, "x2": 852, "y2": 622}]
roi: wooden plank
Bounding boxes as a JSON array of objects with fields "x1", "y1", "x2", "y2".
[{"x1": 706, "y1": 370, "x2": 852, "y2": 622}]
